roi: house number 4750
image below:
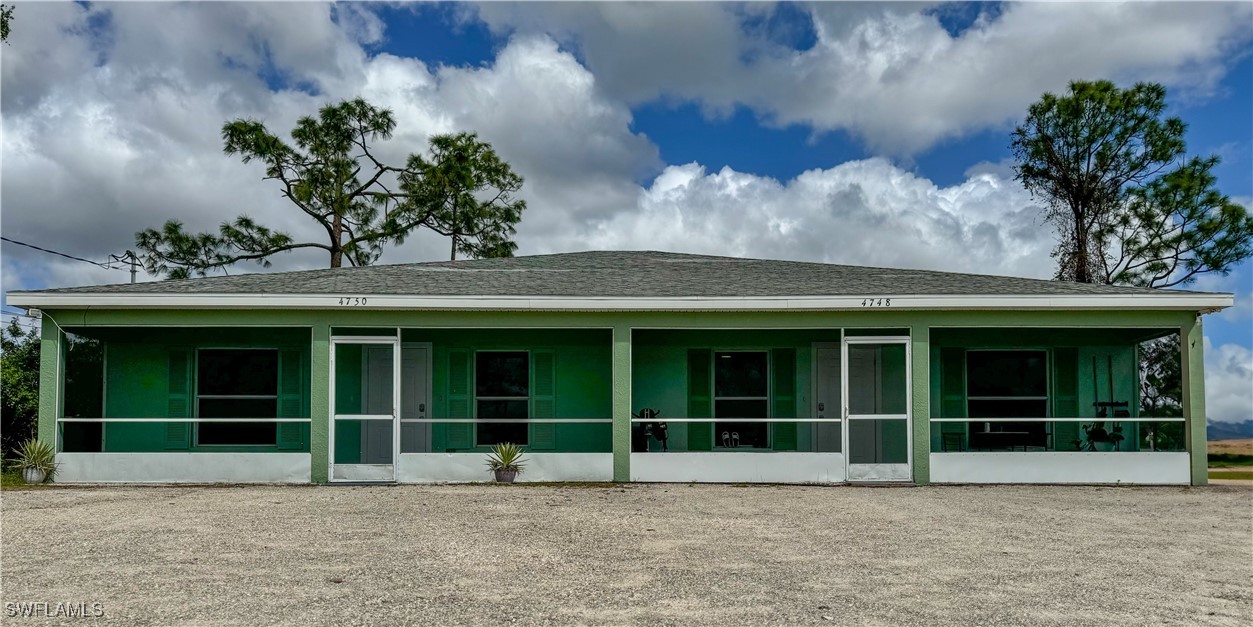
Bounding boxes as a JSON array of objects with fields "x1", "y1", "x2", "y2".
[
  {"x1": 338, "y1": 297, "x2": 368, "y2": 306},
  {"x1": 861, "y1": 298, "x2": 890, "y2": 307}
]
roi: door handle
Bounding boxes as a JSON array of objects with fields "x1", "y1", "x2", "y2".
[
  {"x1": 419, "y1": 403, "x2": 425, "y2": 412},
  {"x1": 818, "y1": 402, "x2": 825, "y2": 411}
]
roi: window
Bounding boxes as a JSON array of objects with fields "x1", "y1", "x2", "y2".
[
  {"x1": 965, "y1": 350, "x2": 1049, "y2": 450},
  {"x1": 476, "y1": 351, "x2": 529, "y2": 446},
  {"x1": 196, "y1": 349, "x2": 278, "y2": 446},
  {"x1": 714, "y1": 351, "x2": 769, "y2": 448}
]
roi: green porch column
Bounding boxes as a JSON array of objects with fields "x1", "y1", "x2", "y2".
[
  {"x1": 37, "y1": 317, "x2": 62, "y2": 448},
  {"x1": 1181, "y1": 316, "x2": 1207, "y2": 486},
  {"x1": 612, "y1": 324, "x2": 632, "y2": 482},
  {"x1": 910, "y1": 324, "x2": 931, "y2": 484},
  {"x1": 310, "y1": 324, "x2": 331, "y2": 484}
]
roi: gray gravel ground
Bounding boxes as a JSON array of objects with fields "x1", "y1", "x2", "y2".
[{"x1": 1, "y1": 483, "x2": 1250, "y2": 626}]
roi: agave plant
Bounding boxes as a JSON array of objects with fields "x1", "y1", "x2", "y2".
[
  {"x1": 485, "y1": 442, "x2": 526, "y2": 482},
  {"x1": 15, "y1": 438, "x2": 57, "y2": 483}
]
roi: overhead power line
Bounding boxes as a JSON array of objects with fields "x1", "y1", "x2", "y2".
[{"x1": 1, "y1": 236, "x2": 128, "y2": 272}]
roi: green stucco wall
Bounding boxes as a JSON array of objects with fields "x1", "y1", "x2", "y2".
[
  {"x1": 927, "y1": 327, "x2": 1172, "y2": 455},
  {"x1": 631, "y1": 329, "x2": 842, "y2": 452},
  {"x1": 37, "y1": 307, "x2": 1207, "y2": 485},
  {"x1": 52, "y1": 327, "x2": 311, "y2": 454},
  {"x1": 397, "y1": 328, "x2": 613, "y2": 454}
]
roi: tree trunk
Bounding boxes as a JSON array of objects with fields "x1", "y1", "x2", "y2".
[
  {"x1": 330, "y1": 214, "x2": 344, "y2": 268},
  {"x1": 450, "y1": 235, "x2": 457, "y2": 261},
  {"x1": 1070, "y1": 201, "x2": 1092, "y2": 284},
  {"x1": 1073, "y1": 220, "x2": 1091, "y2": 283}
]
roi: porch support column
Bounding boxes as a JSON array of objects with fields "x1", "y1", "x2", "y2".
[
  {"x1": 612, "y1": 324, "x2": 632, "y2": 482},
  {"x1": 910, "y1": 323, "x2": 931, "y2": 484},
  {"x1": 1181, "y1": 315, "x2": 1207, "y2": 486},
  {"x1": 310, "y1": 324, "x2": 331, "y2": 484},
  {"x1": 37, "y1": 316, "x2": 62, "y2": 449}
]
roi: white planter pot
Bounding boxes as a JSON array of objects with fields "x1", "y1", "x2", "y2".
[{"x1": 22, "y1": 467, "x2": 47, "y2": 484}]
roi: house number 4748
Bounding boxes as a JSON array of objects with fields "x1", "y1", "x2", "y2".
[
  {"x1": 861, "y1": 298, "x2": 890, "y2": 307},
  {"x1": 338, "y1": 297, "x2": 368, "y2": 306}
]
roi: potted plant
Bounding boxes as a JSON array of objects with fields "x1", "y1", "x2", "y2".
[
  {"x1": 485, "y1": 442, "x2": 526, "y2": 483},
  {"x1": 15, "y1": 438, "x2": 57, "y2": 484}
]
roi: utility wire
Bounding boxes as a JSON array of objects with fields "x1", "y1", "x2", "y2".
[
  {"x1": 0, "y1": 313, "x2": 39, "y2": 332},
  {"x1": 1, "y1": 236, "x2": 128, "y2": 272}
]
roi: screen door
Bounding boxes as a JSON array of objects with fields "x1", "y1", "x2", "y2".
[
  {"x1": 330, "y1": 337, "x2": 399, "y2": 482},
  {"x1": 843, "y1": 337, "x2": 912, "y2": 482}
]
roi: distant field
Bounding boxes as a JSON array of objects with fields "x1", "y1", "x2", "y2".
[
  {"x1": 1208, "y1": 439, "x2": 1253, "y2": 471},
  {"x1": 1209, "y1": 438, "x2": 1253, "y2": 455},
  {"x1": 1209, "y1": 470, "x2": 1253, "y2": 481}
]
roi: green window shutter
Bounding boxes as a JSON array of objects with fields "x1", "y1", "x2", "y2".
[
  {"x1": 771, "y1": 348, "x2": 797, "y2": 451},
  {"x1": 939, "y1": 348, "x2": 966, "y2": 418},
  {"x1": 276, "y1": 349, "x2": 306, "y2": 451},
  {"x1": 445, "y1": 350, "x2": 472, "y2": 450},
  {"x1": 531, "y1": 350, "x2": 556, "y2": 450},
  {"x1": 166, "y1": 349, "x2": 191, "y2": 450},
  {"x1": 687, "y1": 349, "x2": 713, "y2": 451}
]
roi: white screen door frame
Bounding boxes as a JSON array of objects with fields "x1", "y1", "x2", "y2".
[
  {"x1": 842, "y1": 336, "x2": 913, "y2": 482},
  {"x1": 329, "y1": 335, "x2": 400, "y2": 482}
]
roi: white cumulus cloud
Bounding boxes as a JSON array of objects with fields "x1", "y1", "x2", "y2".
[{"x1": 1204, "y1": 338, "x2": 1253, "y2": 424}]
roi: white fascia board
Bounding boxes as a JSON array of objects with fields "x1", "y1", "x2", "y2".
[{"x1": 4, "y1": 291, "x2": 1234, "y2": 312}]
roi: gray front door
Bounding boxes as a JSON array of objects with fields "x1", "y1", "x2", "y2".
[
  {"x1": 813, "y1": 343, "x2": 842, "y2": 453},
  {"x1": 400, "y1": 345, "x2": 431, "y2": 453}
]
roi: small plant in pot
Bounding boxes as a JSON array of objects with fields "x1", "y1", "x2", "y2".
[
  {"x1": 485, "y1": 442, "x2": 526, "y2": 483},
  {"x1": 15, "y1": 438, "x2": 57, "y2": 484}
]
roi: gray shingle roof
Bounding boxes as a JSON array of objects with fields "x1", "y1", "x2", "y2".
[{"x1": 17, "y1": 250, "x2": 1218, "y2": 298}]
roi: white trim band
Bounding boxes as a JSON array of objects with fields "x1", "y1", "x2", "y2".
[
  {"x1": 929, "y1": 452, "x2": 1190, "y2": 484},
  {"x1": 53, "y1": 452, "x2": 311, "y2": 483},
  {"x1": 396, "y1": 453, "x2": 613, "y2": 483},
  {"x1": 630, "y1": 452, "x2": 846, "y2": 483},
  {"x1": 7, "y1": 292, "x2": 1232, "y2": 312}
]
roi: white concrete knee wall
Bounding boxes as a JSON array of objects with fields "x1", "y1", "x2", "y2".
[
  {"x1": 929, "y1": 452, "x2": 1191, "y2": 484},
  {"x1": 395, "y1": 453, "x2": 613, "y2": 483},
  {"x1": 630, "y1": 452, "x2": 847, "y2": 483},
  {"x1": 55, "y1": 453, "x2": 312, "y2": 483}
]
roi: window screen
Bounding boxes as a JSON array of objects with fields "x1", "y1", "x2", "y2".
[
  {"x1": 714, "y1": 351, "x2": 769, "y2": 448},
  {"x1": 476, "y1": 352, "x2": 529, "y2": 446},
  {"x1": 966, "y1": 350, "x2": 1049, "y2": 449},
  {"x1": 196, "y1": 349, "x2": 279, "y2": 446}
]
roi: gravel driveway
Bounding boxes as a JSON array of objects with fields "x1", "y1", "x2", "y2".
[{"x1": 2, "y1": 483, "x2": 1250, "y2": 626}]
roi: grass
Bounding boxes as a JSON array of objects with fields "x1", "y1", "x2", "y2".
[
  {"x1": 1, "y1": 468, "x2": 33, "y2": 490},
  {"x1": 1209, "y1": 470, "x2": 1253, "y2": 481},
  {"x1": 1208, "y1": 453, "x2": 1253, "y2": 468},
  {"x1": 0, "y1": 466, "x2": 54, "y2": 491}
]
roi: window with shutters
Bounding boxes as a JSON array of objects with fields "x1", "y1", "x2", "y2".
[
  {"x1": 966, "y1": 350, "x2": 1049, "y2": 418},
  {"x1": 713, "y1": 351, "x2": 769, "y2": 448},
  {"x1": 965, "y1": 350, "x2": 1049, "y2": 451},
  {"x1": 475, "y1": 351, "x2": 529, "y2": 446},
  {"x1": 196, "y1": 349, "x2": 279, "y2": 446}
]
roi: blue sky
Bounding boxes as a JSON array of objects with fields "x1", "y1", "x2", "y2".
[
  {"x1": 2, "y1": 1, "x2": 1251, "y2": 419},
  {"x1": 366, "y1": 2, "x2": 1253, "y2": 349}
]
